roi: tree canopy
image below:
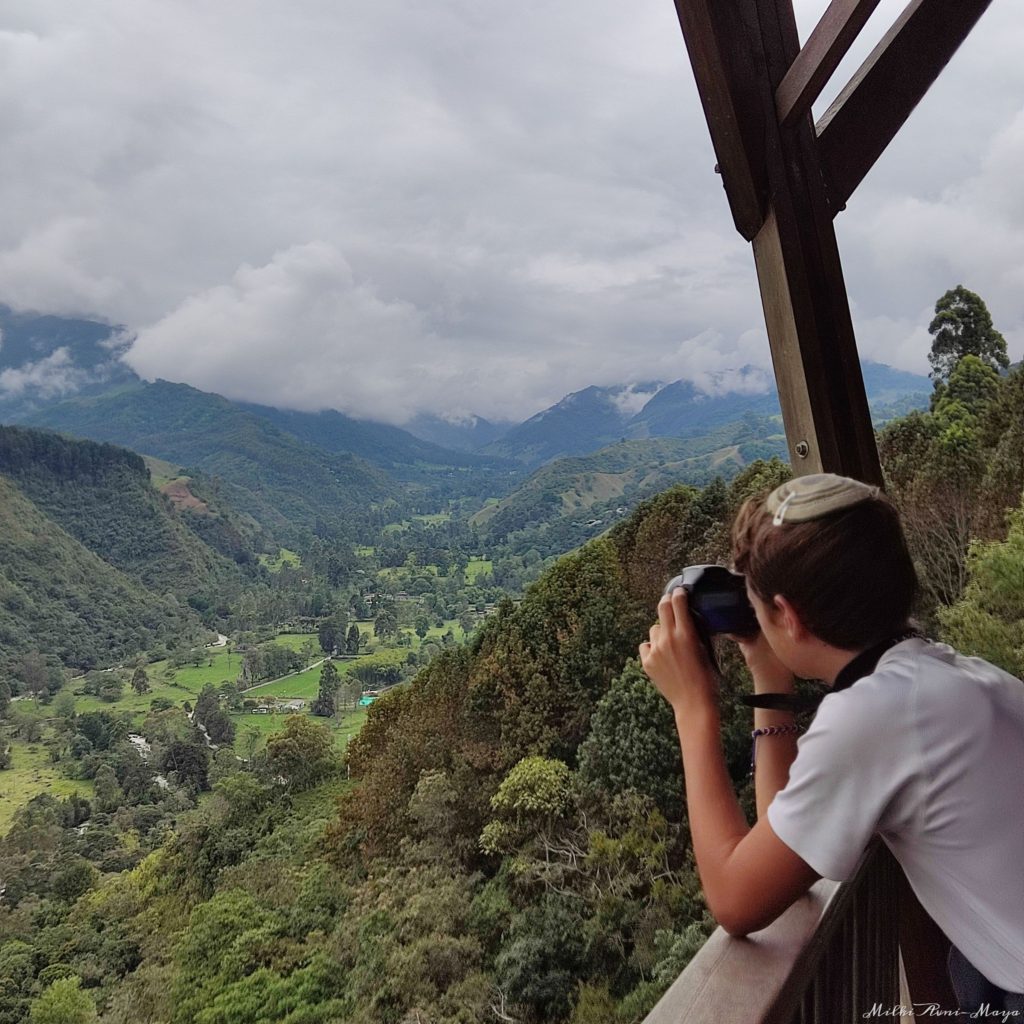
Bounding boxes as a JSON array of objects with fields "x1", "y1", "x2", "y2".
[{"x1": 928, "y1": 285, "x2": 1008, "y2": 382}]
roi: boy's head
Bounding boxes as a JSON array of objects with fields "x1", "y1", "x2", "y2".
[{"x1": 731, "y1": 474, "x2": 918, "y2": 651}]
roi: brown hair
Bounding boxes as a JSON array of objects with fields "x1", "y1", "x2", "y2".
[{"x1": 731, "y1": 489, "x2": 918, "y2": 650}]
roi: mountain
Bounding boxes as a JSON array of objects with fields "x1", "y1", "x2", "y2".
[
  {"x1": 404, "y1": 412, "x2": 512, "y2": 452},
  {"x1": 473, "y1": 419, "x2": 787, "y2": 552},
  {"x1": 0, "y1": 474, "x2": 200, "y2": 670},
  {"x1": 17, "y1": 380, "x2": 400, "y2": 542},
  {"x1": 0, "y1": 304, "x2": 139, "y2": 420},
  {"x1": 481, "y1": 383, "x2": 664, "y2": 466},
  {"x1": 627, "y1": 377, "x2": 780, "y2": 439},
  {"x1": 0, "y1": 426, "x2": 261, "y2": 613},
  {"x1": 238, "y1": 403, "x2": 485, "y2": 471},
  {"x1": 479, "y1": 363, "x2": 929, "y2": 468}
]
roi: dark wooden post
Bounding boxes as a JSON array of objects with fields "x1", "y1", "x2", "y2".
[{"x1": 750, "y1": 0, "x2": 882, "y2": 484}]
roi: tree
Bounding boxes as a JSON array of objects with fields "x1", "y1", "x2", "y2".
[
  {"x1": 98, "y1": 676, "x2": 125, "y2": 703},
  {"x1": 0, "y1": 678, "x2": 11, "y2": 718},
  {"x1": 311, "y1": 660, "x2": 340, "y2": 717},
  {"x1": 52, "y1": 858, "x2": 99, "y2": 903},
  {"x1": 17, "y1": 652, "x2": 49, "y2": 702},
  {"x1": 93, "y1": 763, "x2": 125, "y2": 813},
  {"x1": 204, "y1": 708, "x2": 236, "y2": 746},
  {"x1": 311, "y1": 659, "x2": 339, "y2": 716},
  {"x1": 578, "y1": 659, "x2": 683, "y2": 819},
  {"x1": 52, "y1": 689, "x2": 76, "y2": 722},
  {"x1": 266, "y1": 715, "x2": 337, "y2": 791},
  {"x1": 346, "y1": 623, "x2": 363, "y2": 654},
  {"x1": 161, "y1": 739, "x2": 210, "y2": 792},
  {"x1": 318, "y1": 613, "x2": 348, "y2": 654},
  {"x1": 29, "y1": 976, "x2": 97, "y2": 1024},
  {"x1": 939, "y1": 499, "x2": 1024, "y2": 678},
  {"x1": 131, "y1": 666, "x2": 150, "y2": 695},
  {"x1": 241, "y1": 726, "x2": 261, "y2": 764},
  {"x1": 928, "y1": 285, "x2": 1008, "y2": 383},
  {"x1": 193, "y1": 684, "x2": 219, "y2": 727},
  {"x1": 0, "y1": 727, "x2": 10, "y2": 770},
  {"x1": 374, "y1": 607, "x2": 398, "y2": 641}
]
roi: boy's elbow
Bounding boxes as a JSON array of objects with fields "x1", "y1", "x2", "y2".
[
  {"x1": 715, "y1": 908, "x2": 754, "y2": 938},
  {"x1": 712, "y1": 899, "x2": 774, "y2": 938}
]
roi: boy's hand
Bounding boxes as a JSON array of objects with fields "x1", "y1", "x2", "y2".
[
  {"x1": 730, "y1": 631, "x2": 795, "y2": 693},
  {"x1": 639, "y1": 587, "x2": 718, "y2": 715}
]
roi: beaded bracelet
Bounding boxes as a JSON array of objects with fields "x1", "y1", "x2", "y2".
[{"x1": 750, "y1": 724, "x2": 803, "y2": 773}]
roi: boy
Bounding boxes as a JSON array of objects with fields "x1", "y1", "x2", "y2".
[{"x1": 639, "y1": 473, "x2": 1024, "y2": 1009}]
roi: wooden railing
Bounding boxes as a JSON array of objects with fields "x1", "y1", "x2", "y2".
[{"x1": 643, "y1": 840, "x2": 957, "y2": 1024}]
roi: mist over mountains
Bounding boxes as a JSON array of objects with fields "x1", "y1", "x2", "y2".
[{"x1": 0, "y1": 306, "x2": 931, "y2": 474}]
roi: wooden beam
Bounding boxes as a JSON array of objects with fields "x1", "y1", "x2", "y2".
[
  {"x1": 775, "y1": 0, "x2": 882, "y2": 129},
  {"x1": 672, "y1": 0, "x2": 770, "y2": 240},
  {"x1": 817, "y1": 0, "x2": 994, "y2": 213},
  {"x1": 749, "y1": 0, "x2": 884, "y2": 484}
]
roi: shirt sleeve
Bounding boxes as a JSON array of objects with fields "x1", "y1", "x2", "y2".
[{"x1": 766, "y1": 689, "x2": 910, "y2": 881}]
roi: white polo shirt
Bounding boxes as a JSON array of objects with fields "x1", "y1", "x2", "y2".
[{"x1": 767, "y1": 638, "x2": 1024, "y2": 993}]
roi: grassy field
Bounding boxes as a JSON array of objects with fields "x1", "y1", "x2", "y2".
[
  {"x1": 465, "y1": 558, "x2": 493, "y2": 584},
  {"x1": 230, "y1": 707, "x2": 368, "y2": 755},
  {"x1": 248, "y1": 644, "x2": 408, "y2": 699},
  {"x1": 0, "y1": 739, "x2": 95, "y2": 835},
  {"x1": 411, "y1": 512, "x2": 451, "y2": 525},
  {"x1": 258, "y1": 548, "x2": 301, "y2": 572},
  {"x1": 2, "y1": 625, "x2": 410, "y2": 833},
  {"x1": 269, "y1": 632, "x2": 319, "y2": 653},
  {"x1": 73, "y1": 647, "x2": 243, "y2": 721},
  {"x1": 142, "y1": 454, "x2": 188, "y2": 489}
]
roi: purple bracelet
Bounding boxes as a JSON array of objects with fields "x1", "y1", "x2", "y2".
[{"x1": 750, "y1": 724, "x2": 802, "y2": 773}]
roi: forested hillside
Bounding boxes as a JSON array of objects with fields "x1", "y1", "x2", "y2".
[
  {"x1": 2, "y1": 341, "x2": 1023, "y2": 1020},
  {"x1": 0, "y1": 427, "x2": 259, "y2": 614},
  {"x1": 472, "y1": 420, "x2": 786, "y2": 552},
  {"x1": 0, "y1": 476, "x2": 200, "y2": 670},
  {"x1": 21, "y1": 381, "x2": 402, "y2": 542},
  {"x1": 0, "y1": 462, "x2": 785, "y2": 1023}
]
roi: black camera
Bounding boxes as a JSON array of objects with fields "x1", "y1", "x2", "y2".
[{"x1": 662, "y1": 564, "x2": 759, "y2": 637}]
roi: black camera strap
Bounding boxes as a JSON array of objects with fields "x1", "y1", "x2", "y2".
[{"x1": 741, "y1": 629, "x2": 924, "y2": 713}]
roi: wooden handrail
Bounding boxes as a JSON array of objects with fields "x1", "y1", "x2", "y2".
[{"x1": 641, "y1": 840, "x2": 946, "y2": 1023}]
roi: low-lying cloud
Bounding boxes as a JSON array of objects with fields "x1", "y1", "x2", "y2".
[{"x1": 0, "y1": 0, "x2": 1021, "y2": 423}]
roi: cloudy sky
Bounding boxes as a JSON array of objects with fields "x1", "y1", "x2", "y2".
[{"x1": 0, "y1": 0, "x2": 1021, "y2": 424}]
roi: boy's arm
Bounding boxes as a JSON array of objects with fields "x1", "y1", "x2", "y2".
[
  {"x1": 640, "y1": 589, "x2": 819, "y2": 936},
  {"x1": 738, "y1": 634, "x2": 801, "y2": 819}
]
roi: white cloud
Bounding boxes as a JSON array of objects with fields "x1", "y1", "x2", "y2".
[
  {"x1": 0, "y1": 346, "x2": 89, "y2": 399},
  {"x1": 0, "y1": 0, "x2": 1020, "y2": 420}
]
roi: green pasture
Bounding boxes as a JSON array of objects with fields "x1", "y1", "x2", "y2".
[
  {"x1": 411, "y1": 512, "x2": 451, "y2": 525},
  {"x1": 258, "y1": 548, "x2": 301, "y2": 572},
  {"x1": 0, "y1": 739, "x2": 95, "y2": 836},
  {"x1": 355, "y1": 545, "x2": 375, "y2": 556},
  {"x1": 142, "y1": 455, "x2": 188, "y2": 489},
  {"x1": 230, "y1": 707, "x2": 368, "y2": 756},
  {"x1": 423, "y1": 620, "x2": 466, "y2": 642},
  {"x1": 465, "y1": 558, "x2": 493, "y2": 584},
  {"x1": 248, "y1": 643, "x2": 408, "y2": 700},
  {"x1": 378, "y1": 565, "x2": 439, "y2": 582},
  {"x1": 269, "y1": 632, "x2": 319, "y2": 653},
  {"x1": 246, "y1": 665, "x2": 323, "y2": 700}
]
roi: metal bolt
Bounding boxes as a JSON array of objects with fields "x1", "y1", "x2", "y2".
[{"x1": 795, "y1": 440, "x2": 810, "y2": 459}]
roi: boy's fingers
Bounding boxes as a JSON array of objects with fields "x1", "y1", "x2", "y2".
[
  {"x1": 657, "y1": 593, "x2": 676, "y2": 631},
  {"x1": 670, "y1": 587, "x2": 695, "y2": 639}
]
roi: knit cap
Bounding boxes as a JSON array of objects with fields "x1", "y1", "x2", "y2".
[{"x1": 765, "y1": 473, "x2": 880, "y2": 525}]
